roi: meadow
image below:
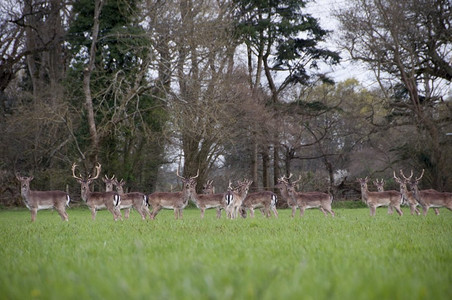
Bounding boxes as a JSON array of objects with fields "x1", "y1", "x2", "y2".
[{"x1": 0, "y1": 205, "x2": 451, "y2": 300}]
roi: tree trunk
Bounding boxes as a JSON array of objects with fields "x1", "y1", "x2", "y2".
[{"x1": 82, "y1": 0, "x2": 104, "y2": 163}]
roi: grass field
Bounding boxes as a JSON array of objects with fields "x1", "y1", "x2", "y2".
[{"x1": 0, "y1": 206, "x2": 451, "y2": 300}]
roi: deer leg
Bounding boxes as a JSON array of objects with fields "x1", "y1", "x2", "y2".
[
  {"x1": 30, "y1": 208, "x2": 37, "y2": 222},
  {"x1": 271, "y1": 206, "x2": 278, "y2": 218},
  {"x1": 200, "y1": 208, "x2": 205, "y2": 219},
  {"x1": 433, "y1": 208, "x2": 440, "y2": 215},
  {"x1": 56, "y1": 207, "x2": 68, "y2": 221},
  {"x1": 324, "y1": 206, "x2": 335, "y2": 217},
  {"x1": 422, "y1": 206, "x2": 429, "y2": 216},
  {"x1": 150, "y1": 206, "x2": 161, "y2": 219},
  {"x1": 90, "y1": 208, "x2": 97, "y2": 220},
  {"x1": 291, "y1": 206, "x2": 296, "y2": 218},
  {"x1": 299, "y1": 206, "x2": 305, "y2": 217},
  {"x1": 393, "y1": 205, "x2": 403, "y2": 216},
  {"x1": 124, "y1": 208, "x2": 131, "y2": 219},
  {"x1": 249, "y1": 208, "x2": 255, "y2": 218},
  {"x1": 369, "y1": 205, "x2": 376, "y2": 216},
  {"x1": 387, "y1": 206, "x2": 394, "y2": 215},
  {"x1": 319, "y1": 207, "x2": 327, "y2": 216},
  {"x1": 216, "y1": 207, "x2": 221, "y2": 219}
]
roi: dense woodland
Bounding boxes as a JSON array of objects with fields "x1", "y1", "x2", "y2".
[{"x1": 0, "y1": 0, "x2": 451, "y2": 206}]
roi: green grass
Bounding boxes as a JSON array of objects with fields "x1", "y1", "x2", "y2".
[{"x1": 0, "y1": 206, "x2": 451, "y2": 300}]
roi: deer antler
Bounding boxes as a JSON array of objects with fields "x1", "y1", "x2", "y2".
[
  {"x1": 89, "y1": 163, "x2": 101, "y2": 180},
  {"x1": 191, "y1": 169, "x2": 199, "y2": 179},
  {"x1": 71, "y1": 163, "x2": 85, "y2": 181},
  {"x1": 415, "y1": 169, "x2": 424, "y2": 182},
  {"x1": 292, "y1": 175, "x2": 302, "y2": 185},
  {"x1": 400, "y1": 170, "x2": 413, "y2": 182}
]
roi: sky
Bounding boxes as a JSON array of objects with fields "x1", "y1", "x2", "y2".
[{"x1": 305, "y1": 0, "x2": 378, "y2": 87}]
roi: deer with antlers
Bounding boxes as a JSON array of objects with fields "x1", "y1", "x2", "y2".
[
  {"x1": 357, "y1": 177, "x2": 403, "y2": 216},
  {"x1": 240, "y1": 191, "x2": 278, "y2": 218},
  {"x1": 275, "y1": 175, "x2": 298, "y2": 217},
  {"x1": 112, "y1": 179, "x2": 149, "y2": 220},
  {"x1": 393, "y1": 171, "x2": 422, "y2": 215},
  {"x1": 15, "y1": 174, "x2": 70, "y2": 222},
  {"x1": 72, "y1": 163, "x2": 121, "y2": 221},
  {"x1": 147, "y1": 170, "x2": 198, "y2": 220},
  {"x1": 227, "y1": 179, "x2": 253, "y2": 219},
  {"x1": 405, "y1": 170, "x2": 452, "y2": 216},
  {"x1": 280, "y1": 175, "x2": 334, "y2": 217},
  {"x1": 185, "y1": 179, "x2": 228, "y2": 218}
]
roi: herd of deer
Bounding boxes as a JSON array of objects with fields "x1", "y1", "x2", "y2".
[
  {"x1": 357, "y1": 170, "x2": 452, "y2": 216},
  {"x1": 15, "y1": 163, "x2": 451, "y2": 222}
]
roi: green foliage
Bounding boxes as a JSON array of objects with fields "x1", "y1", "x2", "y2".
[
  {"x1": 1, "y1": 208, "x2": 451, "y2": 299},
  {"x1": 234, "y1": 0, "x2": 340, "y2": 84}
]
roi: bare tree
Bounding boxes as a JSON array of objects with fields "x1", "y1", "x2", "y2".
[{"x1": 335, "y1": 0, "x2": 452, "y2": 188}]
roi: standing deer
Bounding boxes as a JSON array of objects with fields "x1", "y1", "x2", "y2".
[
  {"x1": 285, "y1": 175, "x2": 334, "y2": 217},
  {"x1": 102, "y1": 175, "x2": 116, "y2": 192},
  {"x1": 187, "y1": 179, "x2": 228, "y2": 218},
  {"x1": 15, "y1": 174, "x2": 70, "y2": 222},
  {"x1": 228, "y1": 179, "x2": 253, "y2": 219},
  {"x1": 393, "y1": 171, "x2": 421, "y2": 215},
  {"x1": 357, "y1": 177, "x2": 403, "y2": 216},
  {"x1": 147, "y1": 170, "x2": 199, "y2": 219},
  {"x1": 373, "y1": 177, "x2": 405, "y2": 215},
  {"x1": 113, "y1": 179, "x2": 149, "y2": 220},
  {"x1": 405, "y1": 170, "x2": 452, "y2": 216},
  {"x1": 373, "y1": 179, "x2": 385, "y2": 192},
  {"x1": 72, "y1": 163, "x2": 121, "y2": 221},
  {"x1": 275, "y1": 175, "x2": 298, "y2": 217},
  {"x1": 241, "y1": 191, "x2": 278, "y2": 218}
]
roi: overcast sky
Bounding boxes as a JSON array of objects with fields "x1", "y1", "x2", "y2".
[{"x1": 306, "y1": 0, "x2": 377, "y2": 87}]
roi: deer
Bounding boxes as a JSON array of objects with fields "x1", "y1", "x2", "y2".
[
  {"x1": 357, "y1": 177, "x2": 403, "y2": 216},
  {"x1": 113, "y1": 179, "x2": 150, "y2": 220},
  {"x1": 373, "y1": 179, "x2": 385, "y2": 192},
  {"x1": 240, "y1": 191, "x2": 278, "y2": 218},
  {"x1": 405, "y1": 169, "x2": 452, "y2": 216},
  {"x1": 393, "y1": 171, "x2": 421, "y2": 215},
  {"x1": 275, "y1": 175, "x2": 298, "y2": 217},
  {"x1": 283, "y1": 175, "x2": 334, "y2": 217},
  {"x1": 228, "y1": 179, "x2": 253, "y2": 219},
  {"x1": 102, "y1": 175, "x2": 116, "y2": 193},
  {"x1": 15, "y1": 174, "x2": 70, "y2": 222},
  {"x1": 187, "y1": 179, "x2": 228, "y2": 218},
  {"x1": 373, "y1": 177, "x2": 405, "y2": 215},
  {"x1": 147, "y1": 169, "x2": 199, "y2": 220},
  {"x1": 72, "y1": 163, "x2": 121, "y2": 221}
]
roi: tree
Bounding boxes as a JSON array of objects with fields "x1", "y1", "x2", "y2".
[
  {"x1": 233, "y1": 0, "x2": 340, "y2": 188},
  {"x1": 335, "y1": 0, "x2": 452, "y2": 189}
]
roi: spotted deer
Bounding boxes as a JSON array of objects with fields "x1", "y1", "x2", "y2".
[
  {"x1": 406, "y1": 170, "x2": 452, "y2": 216},
  {"x1": 147, "y1": 170, "x2": 198, "y2": 219},
  {"x1": 228, "y1": 179, "x2": 253, "y2": 219},
  {"x1": 15, "y1": 174, "x2": 70, "y2": 222},
  {"x1": 241, "y1": 191, "x2": 278, "y2": 218},
  {"x1": 393, "y1": 171, "x2": 421, "y2": 215},
  {"x1": 187, "y1": 179, "x2": 228, "y2": 218},
  {"x1": 113, "y1": 179, "x2": 149, "y2": 220},
  {"x1": 357, "y1": 177, "x2": 403, "y2": 216},
  {"x1": 72, "y1": 163, "x2": 121, "y2": 221}
]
